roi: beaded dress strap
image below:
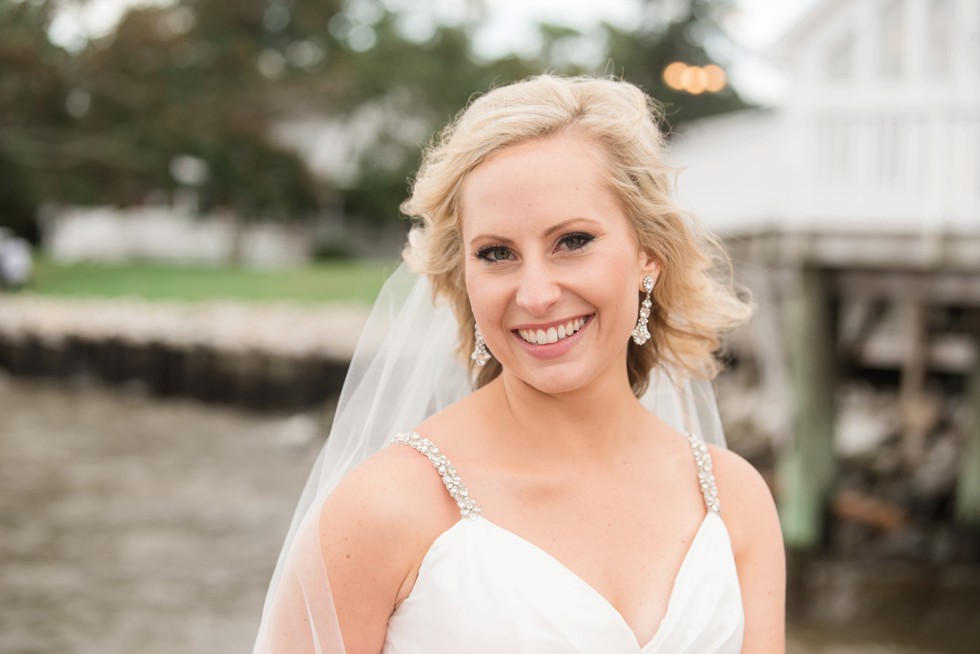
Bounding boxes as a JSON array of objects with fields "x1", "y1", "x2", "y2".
[
  {"x1": 388, "y1": 432, "x2": 483, "y2": 520},
  {"x1": 683, "y1": 432, "x2": 721, "y2": 515}
]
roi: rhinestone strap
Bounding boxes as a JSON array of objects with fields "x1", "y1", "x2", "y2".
[
  {"x1": 684, "y1": 432, "x2": 721, "y2": 515},
  {"x1": 388, "y1": 432, "x2": 483, "y2": 520}
]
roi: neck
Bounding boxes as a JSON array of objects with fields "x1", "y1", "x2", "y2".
[{"x1": 485, "y1": 367, "x2": 647, "y2": 468}]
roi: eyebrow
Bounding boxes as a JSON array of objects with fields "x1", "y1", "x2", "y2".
[{"x1": 467, "y1": 217, "x2": 603, "y2": 245}]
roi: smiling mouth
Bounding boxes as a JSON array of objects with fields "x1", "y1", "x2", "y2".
[{"x1": 516, "y1": 316, "x2": 590, "y2": 345}]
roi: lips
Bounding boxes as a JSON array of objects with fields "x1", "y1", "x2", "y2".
[{"x1": 516, "y1": 316, "x2": 588, "y2": 345}]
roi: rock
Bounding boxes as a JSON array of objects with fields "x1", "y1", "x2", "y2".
[
  {"x1": 911, "y1": 432, "x2": 959, "y2": 498},
  {"x1": 0, "y1": 296, "x2": 370, "y2": 359},
  {"x1": 832, "y1": 488, "x2": 908, "y2": 531},
  {"x1": 835, "y1": 384, "x2": 901, "y2": 459}
]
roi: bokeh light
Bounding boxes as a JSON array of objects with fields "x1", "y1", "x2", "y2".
[{"x1": 662, "y1": 61, "x2": 727, "y2": 94}]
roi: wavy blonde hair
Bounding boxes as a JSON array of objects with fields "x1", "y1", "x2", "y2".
[{"x1": 401, "y1": 75, "x2": 753, "y2": 395}]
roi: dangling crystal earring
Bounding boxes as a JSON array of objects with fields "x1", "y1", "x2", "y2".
[
  {"x1": 471, "y1": 324, "x2": 492, "y2": 367},
  {"x1": 631, "y1": 275, "x2": 654, "y2": 346}
]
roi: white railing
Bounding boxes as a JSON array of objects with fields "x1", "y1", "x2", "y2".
[
  {"x1": 671, "y1": 104, "x2": 979, "y2": 236},
  {"x1": 793, "y1": 106, "x2": 980, "y2": 229}
]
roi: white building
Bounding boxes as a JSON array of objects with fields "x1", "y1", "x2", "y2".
[
  {"x1": 45, "y1": 206, "x2": 312, "y2": 267},
  {"x1": 671, "y1": 0, "x2": 980, "y2": 236},
  {"x1": 668, "y1": 0, "x2": 980, "y2": 547}
]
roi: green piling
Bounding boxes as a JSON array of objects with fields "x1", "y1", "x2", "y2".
[
  {"x1": 956, "y1": 329, "x2": 980, "y2": 526},
  {"x1": 779, "y1": 265, "x2": 838, "y2": 549}
]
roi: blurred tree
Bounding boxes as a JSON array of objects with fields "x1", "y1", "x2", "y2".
[
  {"x1": 1, "y1": 0, "x2": 326, "y2": 226},
  {"x1": 0, "y1": 0, "x2": 66, "y2": 241},
  {"x1": 314, "y1": 12, "x2": 538, "y2": 226},
  {"x1": 66, "y1": 1, "x2": 324, "y2": 218},
  {"x1": 0, "y1": 150, "x2": 40, "y2": 243},
  {"x1": 600, "y1": 0, "x2": 752, "y2": 130},
  {"x1": 0, "y1": 0, "x2": 751, "y2": 237}
]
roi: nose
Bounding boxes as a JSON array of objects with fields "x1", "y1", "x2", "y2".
[{"x1": 515, "y1": 260, "x2": 561, "y2": 316}]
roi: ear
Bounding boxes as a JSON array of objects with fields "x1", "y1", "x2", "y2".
[{"x1": 638, "y1": 249, "x2": 661, "y2": 286}]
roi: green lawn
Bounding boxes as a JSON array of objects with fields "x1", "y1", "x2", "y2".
[{"x1": 28, "y1": 258, "x2": 398, "y2": 303}]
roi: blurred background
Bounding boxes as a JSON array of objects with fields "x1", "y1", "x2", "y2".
[{"x1": 1, "y1": 0, "x2": 978, "y2": 652}]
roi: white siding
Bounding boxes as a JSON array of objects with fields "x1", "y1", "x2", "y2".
[{"x1": 670, "y1": 0, "x2": 980, "y2": 235}]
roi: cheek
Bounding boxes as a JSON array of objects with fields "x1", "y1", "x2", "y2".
[
  {"x1": 612, "y1": 291, "x2": 636, "y2": 330},
  {"x1": 464, "y1": 271, "x2": 505, "y2": 324},
  {"x1": 606, "y1": 251, "x2": 641, "y2": 292},
  {"x1": 463, "y1": 257, "x2": 485, "y2": 305},
  {"x1": 604, "y1": 258, "x2": 642, "y2": 328}
]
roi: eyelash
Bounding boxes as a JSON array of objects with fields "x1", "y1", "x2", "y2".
[
  {"x1": 474, "y1": 232, "x2": 596, "y2": 264},
  {"x1": 559, "y1": 232, "x2": 595, "y2": 251}
]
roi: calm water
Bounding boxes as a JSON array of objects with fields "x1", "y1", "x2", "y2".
[{"x1": 0, "y1": 378, "x2": 975, "y2": 653}]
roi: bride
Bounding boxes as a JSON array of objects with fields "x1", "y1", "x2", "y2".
[{"x1": 254, "y1": 75, "x2": 785, "y2": 653}]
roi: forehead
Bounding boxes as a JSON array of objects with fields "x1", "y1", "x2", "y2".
[{"x1": 459, "y1": 132, "x2": 626, "y2": 238}]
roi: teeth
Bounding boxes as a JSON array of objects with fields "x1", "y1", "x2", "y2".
[{"x1": 518, "y1": 317, "x2": 587, "y2": 345}]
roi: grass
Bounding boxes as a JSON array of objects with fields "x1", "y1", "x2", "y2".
[{"x1": 28, "y1": 257, "x2": 399, "y2": 304}]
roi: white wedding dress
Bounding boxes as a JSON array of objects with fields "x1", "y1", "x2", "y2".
[
  {"x1": 381, "y1": 432, "x2": 744, "y2": 654},
  {"x1": 249, "y1": 264, "x2": 742, "y2": 654}
]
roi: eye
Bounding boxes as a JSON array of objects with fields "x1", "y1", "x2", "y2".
[
  {"x1": 475, "y1": 244, "x2": 513, "y2": 263},
  {"x1": 556, "y1": 232, "x2": 595, "y2": 252}
]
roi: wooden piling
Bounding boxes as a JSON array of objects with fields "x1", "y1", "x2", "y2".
[
  {"x1": 955, "y1": 325, "x2": 980, "y2": 526},
  {"x1": 779, "y1": 265, "x2": 838, "y2": 549},
  {"x1": 900, "y1": 299, "x2": 929, "y2": 467}
]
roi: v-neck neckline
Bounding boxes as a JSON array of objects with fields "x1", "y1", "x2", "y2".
[
  {"x1": 470, "y1": 512, "x2": 718, "y2": 650},
  {"x1": 389, "y1": 430, "x2": 731, "y2": 650}
]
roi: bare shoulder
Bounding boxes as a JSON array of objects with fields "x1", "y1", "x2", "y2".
[
  {"x1": 320, "y1": 439, "x2": 459, "y2": 547},
  {"x1": 706, "y1": 448, "x2": 787, "y2": 650},
  {"x1": 706, "y1": 445, "x2": 774, "y2": 507},
  {"x1": 316, "y1": 439, "x2": 461, "y2": 649},
  {"x1": 706, "y1": 445, "x2": 782, "y2": 557},
  {"x1": 320, "y1": 444, "x2": 459, "y2": 610}
]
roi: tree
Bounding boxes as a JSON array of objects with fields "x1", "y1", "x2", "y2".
[
  {"x1": 64, "y1": 1, "x2": 324, "y2": 217},
  {"x1": 0, "y1": 0, "x2": 67, "y2": 241},
  {"x1": 0, "y1": 0, "x2": 753, "y2": 239},
  {"x1": 599, "y1": 0, "x2": 752, "y2": 131},
  {"x1": 312, "y1": 12, "x2": 539, "y2": 226}
]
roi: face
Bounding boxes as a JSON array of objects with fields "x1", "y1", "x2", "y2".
[{"x1": 460, "y1": 131, "x2": 660, "y2": 396}]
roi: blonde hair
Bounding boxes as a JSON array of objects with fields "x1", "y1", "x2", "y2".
[{"x1": 401, "y1": 74, "x2": 752, "y2": 395}]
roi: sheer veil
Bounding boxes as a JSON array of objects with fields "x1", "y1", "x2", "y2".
[{"x1": 252, "y1": 262, "x2": 727, "y2": 654}]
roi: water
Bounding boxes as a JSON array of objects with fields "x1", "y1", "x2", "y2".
[
  {"x1": 0, "y1": 377, "x2": 976, "y2": 653},
  {"x1": 0, "y1": 377, "x2": 326, "y2": 653}
]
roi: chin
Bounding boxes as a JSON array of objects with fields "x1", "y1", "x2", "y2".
[{"x1": 507, "y1": 365, "x2": 596, "y2": 397}]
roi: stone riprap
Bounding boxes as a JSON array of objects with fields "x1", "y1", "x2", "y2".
[
  {"x1": 0, "y1": 295, "x2": 369, "y2": 358},
  {"x1": 0, "y1": 296, "x2": 372, "y2": 409}
]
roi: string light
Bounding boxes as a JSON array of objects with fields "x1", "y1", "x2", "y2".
[
  {"x1": 662, "y1": 61, "x2": 728, "y2": 94},
  {"x1": 704, "y1": 64, "x2": 727, "y2": 93}
]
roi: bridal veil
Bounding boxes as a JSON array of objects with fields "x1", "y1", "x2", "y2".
[{"x1": 251, "y1": 262, "x2": 727, "y2": 653}]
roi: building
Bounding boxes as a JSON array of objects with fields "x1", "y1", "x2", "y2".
[
  {"x1": 668, "y1": 0, "x2": 980, "y2": 549},
  {"x1": 672, "y1": 0, "x2": 979, "y2": 236}
]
